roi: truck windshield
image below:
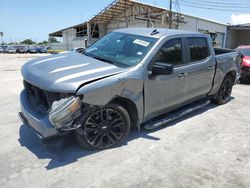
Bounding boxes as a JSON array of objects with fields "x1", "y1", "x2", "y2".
[{"x1": 85, "y1": 32, "x2": 157, "y2": 67}]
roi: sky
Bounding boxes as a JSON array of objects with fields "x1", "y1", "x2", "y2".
[{"x1": 0, "y1": 0, "x2": 250, "y2": 43}]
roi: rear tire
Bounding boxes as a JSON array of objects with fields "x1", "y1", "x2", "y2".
[
  {"x1": 75, "y1": 103, "x2": 131, "y2": 150},
  {"x1": 210, "y1": 75, "x2": 233, "y2": 105}
]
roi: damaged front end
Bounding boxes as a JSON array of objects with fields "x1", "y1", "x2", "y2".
[
  {"x1": 48, "y1": 96, "x2": 82, "y2": 131},
  {"x1": 19, "y1": 81, "x2": 86, "y2": 143}
]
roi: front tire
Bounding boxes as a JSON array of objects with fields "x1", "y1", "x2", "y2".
[
  {"x1": 75, "y1": 103, "x2": 131, "y2": 150},
  {"x1": 210, "y1": 75, "x2": 233, "y2": 105}
]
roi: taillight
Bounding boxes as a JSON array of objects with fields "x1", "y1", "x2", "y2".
[
  {"x1": 241, "y1": 55, "x2": 244, "y2": 67},
  {"x1": 242, "y1": 56, "x2": 250, "y2": 67}
]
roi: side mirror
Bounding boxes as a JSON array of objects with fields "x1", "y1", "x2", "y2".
[{"x1": 151, "y1": 62, "x2": 174, "y2": 75}]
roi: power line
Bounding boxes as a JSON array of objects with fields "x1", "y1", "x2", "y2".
[
  {"x1": 174, "y1": 0, "x2": 181, "y2": 12},
  {"x1": 186, "y1": 0, "x2": 250, "y2": 6},
  {"x1": 179, "y1": 1, "x2": 250, "y2": 12},
  {"x1": 181, "y1": 0, "x2": 250, "y2": 9}
]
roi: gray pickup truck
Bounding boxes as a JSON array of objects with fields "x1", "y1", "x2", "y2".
[{"x1": 19, "y1": 28, "x2": 241, "y2": 149}]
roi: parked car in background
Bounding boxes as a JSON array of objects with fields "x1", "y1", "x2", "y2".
[
  {"x1": 1, "y1": 46, "x2": 8, "y2": 53},
  {"x1": 70, "y1": 47, "x2": 85, "y2": 54},
  {"x1": 19, "y1": 28, "x2": 241, "y2": 150},
  {"x1": 0, "y1": 47, "x2": 3, "y2": 53},
  {"x1": 36, "y1": 47, "x2": 47, "y2": 53},
  {"x1": 28, "y1": 46, "x2": 38, "y2": 53},
  {"x1": 236, "y1": 45, "x2": 250, "y2": 83},
  {"x1": 6, "y1": 46, "x2": 16, "y2": 53},
  {"x1": 16, "y1": 46, "x2": 29, "y2": 54}
]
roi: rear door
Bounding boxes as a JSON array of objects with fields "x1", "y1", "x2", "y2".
[{"x1": 183, "y1": 37, "x2": 216, "y2": 101}]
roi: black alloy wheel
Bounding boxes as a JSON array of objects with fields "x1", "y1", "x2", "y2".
[
  {"x1": 76, "y1": 103, "x2": 131, "y2": 149},
  {"x1": 220, "y1": 78, "x2": 232, "y2": 102},
  {"x1": 210, "y1": 75, "x2": 233, "y2": 105}
]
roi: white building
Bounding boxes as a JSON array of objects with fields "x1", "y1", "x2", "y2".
[
  {"x1": 226, "y1": 23, "x2": 250, "y2": 49},
  {"x1": 49, "y1": 0, "x2": 228, "y2": 50}
]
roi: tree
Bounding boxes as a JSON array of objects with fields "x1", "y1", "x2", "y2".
[
  {"x1": 38, "y1": 40, "x2": 48, "y2": 45},
  {"x1": 48, "y1": 37, "x2": 59, "y2": 43},
  {"x1": 21, "y1": 39, "x2": 36, "y2": 45},
  {"x1": 8, "y1": 42, "x2": 18, "y2": 45}
]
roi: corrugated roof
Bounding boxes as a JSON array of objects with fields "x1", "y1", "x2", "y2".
[
  {"x1": 49, "y1": 0, "x2": 227, "y2": 37},
  {"x1": 234, "y1": 23, "x2": 250, "y2": 27},
  {"x1": 228, "y1": 23, "x2": 250, "y2": 30},
  {"x1": 49, "y1": 22, "x2": 87, "y2": 37}
]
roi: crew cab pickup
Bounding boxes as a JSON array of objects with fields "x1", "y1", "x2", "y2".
[{"x1": 19, "y1": 28, "x2": 241, "y2": 149}]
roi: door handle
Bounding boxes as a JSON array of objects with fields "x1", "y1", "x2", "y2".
[
  {"x1": 207, "y1": 65, "x2": 215, "y2": 70},
  {"x1": 178, "y1": 72, "x2": 188, "y2": 78}
]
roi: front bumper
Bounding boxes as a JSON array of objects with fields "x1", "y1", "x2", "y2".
[{"x1": 19, "y1": 90, "x2": 60, "y2": 139}]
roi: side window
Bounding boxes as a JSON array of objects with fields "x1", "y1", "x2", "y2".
[
  {"x1": 152, "y1": 38, "x2": 183, "y2": 66},
  {"x1": 187, "y1": 38, "x2": 209, "y2": 62}
]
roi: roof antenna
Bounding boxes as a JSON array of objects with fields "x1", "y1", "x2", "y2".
[{"x1": 151, "y1": 29, "x2": 159, "y2": 35}]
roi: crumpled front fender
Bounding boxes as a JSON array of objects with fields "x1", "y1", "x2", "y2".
[{"x1": 76, "y1": 72, "x2": 144, "y2": 124}]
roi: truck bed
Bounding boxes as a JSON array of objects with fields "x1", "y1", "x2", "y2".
[
  {"x1": 214, "y1": 48, "x2": 236, "y2": 56},
  {"x1": 214, "y1": 48, "x2": 241, "y2": 75},
  {"x1": 209, "y1": 48, "x2": 242, "y2": 96}
]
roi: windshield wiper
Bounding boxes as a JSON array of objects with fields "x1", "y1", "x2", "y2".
[{"x1": 82, "y1": 50, "x2": 89, "y2": 56}]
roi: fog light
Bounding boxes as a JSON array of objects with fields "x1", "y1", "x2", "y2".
[{"x1": 49, "y1": 96, "x2": 81, "y2": 129}]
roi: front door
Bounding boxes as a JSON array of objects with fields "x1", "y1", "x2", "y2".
[{"x1": 144, "y1": 38, "x2": 187, "y2": 121}]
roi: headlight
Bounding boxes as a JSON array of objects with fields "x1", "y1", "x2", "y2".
[{"x1": 49, "y1": 96, "x2": 81, "y2": 129}]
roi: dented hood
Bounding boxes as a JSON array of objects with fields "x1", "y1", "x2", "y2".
[{"x1": 21, "y1": 52, "x2": 127, "y2": 93}]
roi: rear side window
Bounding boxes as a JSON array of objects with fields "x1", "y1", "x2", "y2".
[
  {"x1": 187, "y1": 38, "x2": 209, "y2": 62},
  {"x1": 152, "y1": 38, "x2": 183, "y2": 66}
]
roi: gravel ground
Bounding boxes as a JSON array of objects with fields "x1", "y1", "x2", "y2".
[{"x1": 0, "y1": 54, "x2": 249, "y2": 188}]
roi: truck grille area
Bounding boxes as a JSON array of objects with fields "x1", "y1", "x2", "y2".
[{"x1": 23, "y1": 80, "x2": 74, "y2": 115}]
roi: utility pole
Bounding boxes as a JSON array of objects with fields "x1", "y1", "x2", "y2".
[
  {"x1": 0, "y1": 32, "x2": 3, "y2": 45},
  {"x1": 168, "y1": 0, "x2": 173, "y2": 28}
]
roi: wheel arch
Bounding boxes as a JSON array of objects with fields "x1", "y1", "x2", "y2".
[
  {"x1": 209, "y1": 69, "x2": 237, "y2": 96},
  {"x1": 110, "y1": 97, "x2": 139, "y2": 130},
  {"x1": 225, "y1": 70, "x2": 237, "y2": 83},
  {"x1": 210, "y1": 70, "x2": 235, "y2": 105}
]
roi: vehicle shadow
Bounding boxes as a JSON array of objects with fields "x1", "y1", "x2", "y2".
[{"x1": 18, "y1": 97, "x2": 234, "y2": 170}]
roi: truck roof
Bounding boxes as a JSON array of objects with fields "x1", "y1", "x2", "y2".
[{"x1": 114, "y1": 28, "x2": 201, "y2": 38}]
